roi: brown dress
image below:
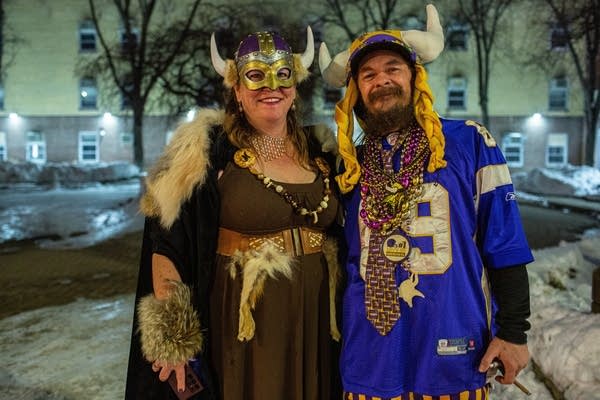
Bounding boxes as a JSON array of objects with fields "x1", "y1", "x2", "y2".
[{"x1": 209, "y1": 161, "x2": 339, "y2": 400}]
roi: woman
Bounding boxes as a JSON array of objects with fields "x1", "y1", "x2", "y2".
[{"x1": 125, "y1": 28, "x2": 342, "y2": 400}]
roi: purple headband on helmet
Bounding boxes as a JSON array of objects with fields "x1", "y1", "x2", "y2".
[{"x1": 348, "y1": 32, "x2": 417, "y2": 76}]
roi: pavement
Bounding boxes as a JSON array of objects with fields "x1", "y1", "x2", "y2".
[{"x1": 0, "y1": 230, "x2": 142, "y2": 319}]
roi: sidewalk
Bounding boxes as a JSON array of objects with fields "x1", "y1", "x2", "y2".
[
  {"x1": 543, "y1": 195, "x2": 600, "y2": 214},
  {"x1": 519, "y1": 192, "x2": 600, "y2": 215}
]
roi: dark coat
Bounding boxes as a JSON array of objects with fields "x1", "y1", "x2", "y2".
[{"x1": 125, "y1": 109, "x2": 342, "y2": 399}]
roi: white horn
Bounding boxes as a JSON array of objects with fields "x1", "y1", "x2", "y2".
[
  {"x1": 402, "y1": 4, "x2": 444, "y2": 63},
  {"x1": 319, "y1": 42, "x2": 349, "y2": 88},
  {"x1": 300, "y1": 26, "x2": 315, "y2": 69},
  {"x1": 210, "y1": 33, "x2": 227, "y2": 78}
]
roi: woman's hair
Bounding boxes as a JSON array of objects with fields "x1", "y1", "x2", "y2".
[{"x1": 222, "y1": 88, "x2": 313, "y2": 169}]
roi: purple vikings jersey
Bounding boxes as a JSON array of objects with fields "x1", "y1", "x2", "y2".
[{"x1": 341, "y1": 119, "x2": 534, "y2": 398}]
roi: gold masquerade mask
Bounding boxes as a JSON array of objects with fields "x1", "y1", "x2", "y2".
[
  {"x1": 211, "y1": 28, "x2": 314, "y2": 89},
  {"x1": 239, "y1": 59, "x2": 295, "y2": 90}
]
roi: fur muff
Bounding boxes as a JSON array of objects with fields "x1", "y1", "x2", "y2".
[
  {"x1": 137, "y1": 281, "x2": 203, "y2": 364},
  {"x1": 227, "y1": 243, "x2": 294, "y2": 342},
  {"x1": 140, "y1": 108, "x2": 224, "y2": 229},
  {"x1": 323, "y1": 237, "x2": 341, "y2": 341}
]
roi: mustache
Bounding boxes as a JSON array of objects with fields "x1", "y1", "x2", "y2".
[{"x1": 367, "y1": 86, "x2": 403, "y2": 103}]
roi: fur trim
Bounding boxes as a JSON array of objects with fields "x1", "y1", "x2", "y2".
[
  {"x1": 293, "y1": 54, "x2": 310, "y2": 84},
  {"x1": 137, "y1": 281, "x2": 203, "y2": 364},
  {"x1": 323, "y1": 237, "x2": 341, "y2": 341},
  {"x1": 140, "y1": 109, "x2": 224, "y2": 229},
  {"x1": 228, "y1": 243, "x2": 294, "y2": 341},
  {"x1": 223, "y1": 59, "x2": 238, "y2": 88}
]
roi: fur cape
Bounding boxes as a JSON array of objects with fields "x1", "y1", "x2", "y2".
[{"x1": 137, "y1": 108, "x2": 341, "y2": 351}]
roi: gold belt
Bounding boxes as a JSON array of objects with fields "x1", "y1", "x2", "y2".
[{"x1": 217, "y1": 227, "x2": 325, "y2": 257}]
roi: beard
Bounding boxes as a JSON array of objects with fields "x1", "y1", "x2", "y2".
[{"x1": 360, "y1": 86, "x2": 415, "y2": 137}]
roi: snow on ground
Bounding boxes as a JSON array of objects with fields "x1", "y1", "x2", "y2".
[
  {"x1": 0, "y1": 181, "x2": 144, "y2": 248},
  {"x1": 2, "y1": 234, "x2": 599, "y2": 400},
  {"x1": 0, "y1": 162, "x2": 599, "y2": 399},
  {"x1": 513, "y1": 165, "x2": 600, "y2": 198}
]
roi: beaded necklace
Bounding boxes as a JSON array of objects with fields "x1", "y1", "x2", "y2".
[
  {"x1": 233, "y1": 148, "x2": 332, "y2": 224},
  {"x1": 250, "y1": 134, "x2": 287, "y2": 161},
  {"x1": 359, "y1": 123, "x2": 430, "y2": 234}
]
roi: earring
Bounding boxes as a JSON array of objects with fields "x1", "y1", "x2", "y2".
[
  {"x1": 291, "y1": 101, "x2": 296, "y2": 111},
  {"x1": 238, "y1": 102, "x2": 243, "y2": 113}
]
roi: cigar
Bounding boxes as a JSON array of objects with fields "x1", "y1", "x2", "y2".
[{"x1": 489, "y1": 360, "x2": 531, "y2": 396}]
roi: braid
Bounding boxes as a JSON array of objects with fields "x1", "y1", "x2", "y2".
[{"x1": 413, "y1": 64, "x2": 446, "y2": 172}]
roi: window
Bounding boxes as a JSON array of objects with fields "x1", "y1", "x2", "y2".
[
  {"x1": 550, "y1": 23, "x2": 568, "y2": 51},
  {"x1": 447, "y1": 22, "x2": 469, "y2": 51},
  {"x1": 546, "y1": 133, "x2": 568, "y2": 167},
  {"x1": 121, "y1": 91, "x2": 132, "y2": 110},
  {"x1": 121, "y1": 132, "x2": 133, "y2": 145},
  {"x1": 401, "y1": 15, "x2": 423, "y2": 30},
  {"x1": 121, "y1": 76, "x2": 133, "y2": 110},
  {"x1": 0, "y1": 132, "x2": 6, "y2": 161},
  {"x1": 79, "y1": 78, "x2": 98, "y2": 109},
  {"x1": 120, "y1": 27, "x2": 139, "y2": 53},
  {"x1": 26, "y1": 131, "x2": 46, "y2": 163},
  {"x1": 502, "y1": 132, "x2": 524, "y2": 168},
  {"x1": 549, "y1": 76, "x2": 568, "y2": 110},
  {"x1": 79, "y1": 20, "x2": 97, "y2": 52},
  {"x1": 79, "y1": 131, "x2": 99, "y2": 163},
  {"x1": 447, "y1": 77, "x2": 467, "y2": 109}
]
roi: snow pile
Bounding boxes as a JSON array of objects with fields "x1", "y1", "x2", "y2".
[
  {"x1": 0, "y1": 182, "x2": 143, "y2": 247},
  {"x1": 526, "y1": 237, "x2": 600, "y2": 399},
  {"x1": 0, "y1": 296, "x2": 134, "y2": 400},
  {"x1": 0, "y1": 161, "x2": 140, "y2": 187},
  {"x1": 513, "y1": 165, "x2": 600, "y2": 197}
]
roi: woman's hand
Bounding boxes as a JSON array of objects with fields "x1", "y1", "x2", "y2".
[{"x1": 152, "y1": 360, "x2": 187, "y2": 392}]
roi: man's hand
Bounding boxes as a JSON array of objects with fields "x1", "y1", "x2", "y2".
[
  {"x1": 478, "y1": 337, "x2": 529, "y2": 384},
  {"x1": 152, "y1": 360, "x2": 186, "y2": 392}
]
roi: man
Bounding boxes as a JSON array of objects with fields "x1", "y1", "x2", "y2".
[{"x1": 319, "y1": 5, "x2": 534, "y2": 399}]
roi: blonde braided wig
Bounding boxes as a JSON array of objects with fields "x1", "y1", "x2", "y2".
[{"x1": 413, "y1": 64, "x2": 446, "y2": 173}]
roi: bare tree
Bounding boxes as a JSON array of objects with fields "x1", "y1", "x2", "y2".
[
  {"x1": 82, "y1": 0, "x2": 203, "y2": 167},
  {"x1": 158, "y1": 3, "x2": 319, "y2": 118},
  {"x1": 318, "y1": 0, "x2": 415, "y2": 42},
  {"x1": 449, "y1": 0, "x2": 516, "y2": 127},
  {"x1": 156, "y1": 4, "x2": 257, "y2": 113},
  {"x1": 541, "y1": 0, "x2": 600, "y2": 166},
  {"x1": 0, "y1": 0, "x2": 25, "y2": 81}
]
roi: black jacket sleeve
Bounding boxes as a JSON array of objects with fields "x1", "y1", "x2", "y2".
[{"x1": 488, "y1": 264, "x2": 531, "y2": 344}]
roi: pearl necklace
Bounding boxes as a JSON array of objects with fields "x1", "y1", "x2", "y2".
[
  {"x1": 359, "y1": 123, "x2": 430, "y2": 234},
  {"x1": 233, "y1": 148, "x2": 332, "y2": 224}
]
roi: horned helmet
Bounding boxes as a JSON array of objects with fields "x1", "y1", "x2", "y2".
[
  {"x1": 211, "y1": 28, "x2": 314, "y2": 90},
  {"x1": 319, "y1": 5, "x2": 447, "y2": 193}
]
